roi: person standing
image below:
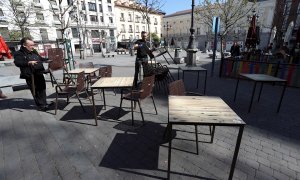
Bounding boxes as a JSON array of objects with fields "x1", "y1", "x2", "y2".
[
  {"x1": 230, "y1": 42, "x2": 240, "y2": 57},
  {"x1": 14, "y1": 37, "x2": 50, "y2": 111},
  {"x1": 133, "y1": 31, "x2": 154, "y2": 88}
]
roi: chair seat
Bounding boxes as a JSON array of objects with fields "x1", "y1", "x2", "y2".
[
  {"x1": 122, "y1": 91, "x2": 140, "y2": 101},
  {"x1": 58, "y1": 86, "x2": 76, "y2": 94}
]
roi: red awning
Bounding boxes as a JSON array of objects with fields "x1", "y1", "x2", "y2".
[{"x1": 0, "y1": 35, "x2": 13, "y2": 59}]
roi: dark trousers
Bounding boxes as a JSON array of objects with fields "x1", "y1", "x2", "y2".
[
  {"x1": 134, "y1": 58, "x2": 148, "y2": 88},
  {"x1": 26, "y1": 73, "x2": 47, "y2": 107}
]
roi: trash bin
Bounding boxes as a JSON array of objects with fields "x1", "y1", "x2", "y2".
[{"x1": 174, "y1": 48, "x2": 180, "y2": 58}]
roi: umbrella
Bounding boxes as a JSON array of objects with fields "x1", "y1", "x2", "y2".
[
  {"x1": 245, "y1": 15, "x2": 259, "y2": 49},
  {"x1": 0, "y1": 35, "x2": 12, "y2": 59},
  {"x1": 284, "y1": 21, "x2": 294, "y2": 43},
  {"x1": 269, "y1": 26, "x2": 277, "y2": 44}
]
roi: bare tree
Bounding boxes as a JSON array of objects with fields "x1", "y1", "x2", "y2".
[
  {"x1": 0, "y1": 0, "x2": 35, "y2": 38},
  {"x1": 47, "y1": 0, "x2": 77, "y2": 39},
  {"x1": 134, "y1": 0, "x2": 165, "y2": 44},
  {"x1": 196, "y1": 0, "x2": 255, "y2": 37}
]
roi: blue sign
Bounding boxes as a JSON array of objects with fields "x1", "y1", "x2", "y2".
[{"x1": 212, "y1": 17, "x2": 220, "y2": 33}]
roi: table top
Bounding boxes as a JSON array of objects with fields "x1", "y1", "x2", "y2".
[
  {"x1": 179, "y1": 66, "x2": 207, "y2": 71},
  {"x1": 240, "y1": 73, "x2": 286, "y2": 82},
  {"x1": 91, "y1": 77, "x2": 134, "y2": 89},
  {"x1": 68, "y1": 68, "x2": 99, "y2": 74},
  {"x1": 168, "y1": 96, "x2": 245, "y2": 125}
]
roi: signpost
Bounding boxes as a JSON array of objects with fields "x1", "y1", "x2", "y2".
[{"x1": 211, "y1": 17, "x2": 220, "y2": 76}]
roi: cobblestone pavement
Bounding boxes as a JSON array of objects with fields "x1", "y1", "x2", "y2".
[{"x1": 0, "y1": 52, "x2": 299, "y2": 180}]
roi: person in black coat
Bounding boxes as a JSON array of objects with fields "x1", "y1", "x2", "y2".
[
  {"x1": 230, "y1": 42, "x2": 240, "y2": 57},
  {"x1": 14, "y1": 37, "x2": 50, "y2": 111},
  {"x1": 133, "y1": 31, "x2": 155, "y2": 88}
]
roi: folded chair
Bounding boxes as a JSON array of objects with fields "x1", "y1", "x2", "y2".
[
  {"x1": 54, "y1": 71, "x2": 91, "y2": 115},
  {"x1": 119, "y1": 75, "x2": 157, "y2": 125},
  {"x1": 166, "y1": 80, "x2": 215, "y2": 155}
]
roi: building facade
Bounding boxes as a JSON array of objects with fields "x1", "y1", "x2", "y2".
[{"x1": 114, "y1": 0, "x2": 164, "y2": 48}]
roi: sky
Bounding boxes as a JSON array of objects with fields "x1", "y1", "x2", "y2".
[{"x1": 161, "y1": 0, "x2": 193, "y2": 15}]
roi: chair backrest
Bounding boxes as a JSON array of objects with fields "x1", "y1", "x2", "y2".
[
  {"x1": 99, "y1": 67, "x2": 107, "y2": 77},
  {"x1": 168, "y1": 80, "x2": 185, "y2": 96},
  {"x1": 48, "y1": 48, "x2": 64, "y2": 71},
  {"x1": 76, "y1": 71, "x2": 86, "y2": 92},
  {"x1": 140, "y1": 75, "x2": 155, "y2": 99},
  {"x1": 105, "y1": 65, "x2": 112, "y2": 77},
  {"x1": 79, "y1": 62, "x2": 94, "y2": 68}
]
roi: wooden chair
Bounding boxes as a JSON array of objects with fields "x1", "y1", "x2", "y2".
[
  {"x1": 119, "y1": 75, "x2": 157, "y2": 125},
  {"x1": 54, "y1": 71, "x2": 91, "y2": 115},
  {"x1": 166, "y1": 80, "x2": 215, "y2": 155}
]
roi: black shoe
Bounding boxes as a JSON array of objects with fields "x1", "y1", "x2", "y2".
[{"x1": 37, "y1": 105, "x2": 49, "y2": 111}]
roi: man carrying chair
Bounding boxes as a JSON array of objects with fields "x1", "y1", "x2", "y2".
[{"x1": 133, "y1": 31, "x2": 155, "y2": 88}]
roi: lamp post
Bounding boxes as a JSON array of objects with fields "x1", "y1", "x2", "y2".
[
  {"x1": 163, "y1": 22, "x2": 172, "y2": 47},
  {"x1": 186, "y1": 0, "x2": 197, "y2": 66}
]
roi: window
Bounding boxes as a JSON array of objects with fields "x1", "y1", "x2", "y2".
[
  {"x1": 107, "y1": 0, "x2": 111, "y2": 3},
  {"x1": 99, "y1": 4, "x2": 102, "y2": 12},
  {"x1": 100, "y1": 16, "x2": 103, "y2": 22},
  {"x1": 0, "y1": 27, "x2": 9, "y2": 40},
  {"x1": 81, "y1": 1, "x2": 85, "y2": 10},
  {"x1": 136, "y1": 35, "x2": 139, "y2": 39},
  {"x1": 40, "y1": 28, "x2": 48, "y2": 40},
  {"x1": 36, "y1": 13, "x2": 44, "y2": 20},
  {"x1": 91, "y1": 30, "x2": 99, "y2": 38},
  {"x1": 154, "y1": 18, "x2": 157, "y2": 25},
  {"x1": 120, "y1": 13, "x2": 124, "y2": 21},
  {"x1": 155, "y1": 27, "x2": 157, "y2": 34},
  {"x1": 108, "y1": 6, "x2": 112, "y2": 12},
  {"x1": 109, "y1": 29, "x2": 114, "y2": 37},
  {"x1": 196, "y1": 28, "x2": 200, "y2": 35},
  {"x1": 122, "y1": 35, "x2": 125, "y2": 40},
  {"x1": 129, "y1": 25, "x2": 133, "y2": 33},
  {"x1": 88, "y1": 2, "x2": 96, "y2": 11},
  {"x1": 34, "y1": 0, "x2": 40, "y2": 3},
  {"x1": 0, "y1": 9, "x2": 3, "y2": 16},
  {"x1": 142, "y1": 26, "x2": 145, "y2": 31},
  {"x1": 90, "y1": 15, "x2": 98, "y2": 22},
  {"x1": 53, "y1": 15, "x2": 59, "y2": 21},
  {"x1": 49, "y1": 0, "x2": 57, "y2": 6},
  {"x1": 109, "y1": 17, "x2": 113, "y2": 23},
  {"x1": 121, "y1": 24, "x2": 125, "y2": 32},
  {"x1": 56, "y1": 29, "x2": 62, "y2": 39},
  {"x1": 135, "y1": 15, "x2": 139, "y2": 23},
  {"x1": 67, "y1": 0, "x2": 73, "y2": 5},
  {"x1": 72, "y1": 28, "x2": 79, "y2": 38},
  {"x1": 82, "y1": 14, "x2": 87, "y2": 21},
  {"x1": 128, "y1": 13, "x2": 132, "y2": 22},
  {"x1": 136, "y1": 25, "x2": 139, "y2": 33}
]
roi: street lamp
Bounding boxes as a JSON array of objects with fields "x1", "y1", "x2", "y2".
[
  {"x1": 163, "y1": 22, "x2": 172, "y2": 47},
  {"x1": 69, "y1": 6, "x2": 83, "y2": 59},
  {"x1": 186, "y1": 0, "x2": 197, "y2": 66}
]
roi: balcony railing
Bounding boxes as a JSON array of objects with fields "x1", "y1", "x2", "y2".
[
  {"x1": 154, "y1": 22, "x2": 158, "y2": 25},
  {"x1": 120, "y1": 18, "x2": 125, "y2": 22},
  {"x1": 128, "y1": 29, "x2": 133, "y2": 33}
]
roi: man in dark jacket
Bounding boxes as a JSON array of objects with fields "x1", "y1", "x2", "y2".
[
  {"x1": 133, "y1": 31, "x2": 154, "y2": 87},
  {"x1": 14, "y1": 37, "x2": 50, "y2": 111},
  {"x1": 230, "y1": 42, "x2": 240, "y2": 57}
]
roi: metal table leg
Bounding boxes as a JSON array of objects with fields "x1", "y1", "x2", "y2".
[
  {"x1": 234, "y1": 77, "x2": 240, "y2": 101},
  {"x1": 196, "y1": 71, "x2": 200, "y2": 89},
  {"x1": 167, "y1": 124, "x2": 173, "y2": 180},
  {"x1": 228, "y1": 125, "x2": 244, "y2": 180},
  {"x1": 277, "y1": 82, "x2": 287, "y2": 113},
  {"x1": 248, "y1": 82, "x2": 257, "y2": 113},
  {"x1": 91, "y1": 88, "x2": 98, "y2": 126},
  {"x1": 257, "y1": 83, "x2": 264, "y2": 102},
  {"x1": 204, "y1": 70, "x2": 207, "y2": 95},
  {"x1": 102, "y1": 88, "x2": 106, "y2": 110}
]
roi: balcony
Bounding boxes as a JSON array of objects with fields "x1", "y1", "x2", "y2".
[
  {"x1": 128, "y1": 19, "x2": 133, "y2": 22},
  {"x1": 154, "y1": 22, "x2": 158, "y2": 25},
  {"x1": 120, "y1": 18, "x2": 125, "y2": 22},
  {"x1": 128, "y1": 29, "x2": 133, "y2": 33}
]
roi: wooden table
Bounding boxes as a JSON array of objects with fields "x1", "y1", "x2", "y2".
[
  {"x1": 91, "y1": 77, "x2": 134, "y2": 126},
  {"x1": 167, "y1": 96, "x2": 245, "y2": 180},
  {"x1": 68, "y1": 68, "x2": 99, "y2": 75},
  {"x1": 178, "y1": 66, "x2": 207, "y2": 94},
  {"x1": 234, "y1": 73, "x2": 287, "y2": 113}
]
